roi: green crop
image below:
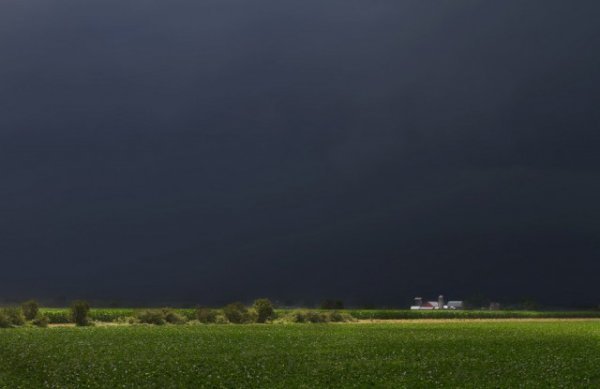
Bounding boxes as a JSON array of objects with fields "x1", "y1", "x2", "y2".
[{"x1": 1, "y1": 321, "x2": 600, "y2": 388}]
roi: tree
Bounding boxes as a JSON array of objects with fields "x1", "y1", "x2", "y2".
[
  {"x1": 253, "y1": 298, "x2": 274, "y2": 323},
  {"x1": 70, "y1": 300, "x2": 91, "y2": 326},
  {"x1": 21, "y1": 300, "x2": 40, "y2": 321},
  {"x1": 223, "y1": 302, "x2": 249, "y2": 324}
]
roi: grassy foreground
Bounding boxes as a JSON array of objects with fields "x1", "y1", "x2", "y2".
[{"x1": 1, "y1": 321, "x2": 600, "y2": 388}]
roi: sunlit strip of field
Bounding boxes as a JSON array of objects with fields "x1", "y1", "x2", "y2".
[{"x1": 38, "y1": 307, "x2": 600, "y2": 323}]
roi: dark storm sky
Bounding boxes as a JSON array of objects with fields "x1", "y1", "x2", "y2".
[{"x1": 1, "y1": 0, "x2": 600, "y2": 306}]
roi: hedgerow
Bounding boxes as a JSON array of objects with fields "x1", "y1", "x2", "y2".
[{"x1": 30, "y1": 307, "x2": 600, "y2": 325}]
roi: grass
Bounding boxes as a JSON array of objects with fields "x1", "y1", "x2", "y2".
[{"x1": 1, "y1": 321, "x2": 600, "y2": 388}]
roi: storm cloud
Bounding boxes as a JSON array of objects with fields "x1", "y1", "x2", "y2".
[{"x1": 1, "y1": 0, "x2": 599, "y2": 306}]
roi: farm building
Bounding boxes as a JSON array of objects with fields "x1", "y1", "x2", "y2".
[
  {"x1": 410, "y1": 295, "x2": 464, "y2": 310},
  {"x1": 447, "y1": 301, "x2": 464, "y2": 309}
]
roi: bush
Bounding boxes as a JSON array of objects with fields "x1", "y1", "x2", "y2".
[
  {"x1": 327, "y1": 311, "x2": 355, "y2": 322},
  {"x1": 32, "y1": 314, "x2": 49, "y2": 328},
  {"x1": 135, "y1": 309, "x2": 186, "y2": 325},
  {"x1": 2, "y1": 307, "x2": 25, "y2": 326},
  {"x1": 21, "y1": 300, "x2": 40, "y2": 321},
  {"x1": 253, "y1": 298, "x2": 275, "y2": 323},
  {"x1": 248, "y1": 309, "x2": 259, "y2": 323},
  {"x1": 137, "y1": 310, "x2": 166, "y2": 325},
  {"x1": 305, "y1": 311, "x2": 328, "y2": 323},
  {"x1": 328, "y1": 311, "x2": 344, "y2": 322},
  {"x1": 162, "y1": 308, "x2": 186, "y2": 325},
  {"x1": 223, "y1": 302, "x2": 250, "y2": 324},
  {"x1": 293, "y1": 311, "x2": 306, "y2": 323},
  {"x1": 196, "y1": 307, "x2": 217, "y2": 323},
  {"x1": 272, "y1": 310, "x2": 355, "y2": 324},
  {"x1": 70, "y1": 300, "x2": 91, "y2": 326},
  {"x1": 0, "y1": 311, "x2": 11, "y2": 328},
  {"x1": 274, "y1": 310, "x2": 328, "y2": 324}
]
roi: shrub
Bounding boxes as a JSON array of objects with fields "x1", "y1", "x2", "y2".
[
  {"x1": 272, "y1": 311, "x2": 304, "y2": 324},
  {"x1": 162, "y1": 308, "x2": 186, "y2": 325},
  {"x1": 327, "y1": 311, "x2": 355, "y2": 322},
  {"x1": 21, "y1": 300, "x2": 40, "y2": 321},
  {"x1": 328, "y1": 311, "x2": 344, "y2": 322},
  {"x1": 247, "y1": 309, "x2": 258, "y2": 323},
  {"x1": 305, "y1": 311, "x2": 328, "y2": 323},
  {"x1": 273, "y1": 310, "x2": 355, "y2": 324},
  {"x1": 253, "y1": 298, "x2": 275, "y2": 323},
  {"x1": 2, "y1": 307, "x2": 25, "y2": 326},
  {"x1": 0, "y1": 311, "x2": 11, "y2": 328},
  {"x1": 293, "y1": 311, "x2": 306, "y2": 323},
  {"x1": 70, "y1": 300, "x2": 91, "y2": 326},
  {"x1": 223, "y1": 302, "x2": 250, "y2": 324},
  {"x1": 115, "y1": 316, "x2": 140, "y2": 325},
  {"x1": 137, "y1": 310, "x2": 166, "y2": 325},
  {"x1": 32, "y1": 314, "x2": 49, "y2": 328},
  {"x1": 196, "y1": 307, "x2": 217, "y2": 323},
  {"x1": 135, "y1": 309, "x2": 186, "y2": 325}
]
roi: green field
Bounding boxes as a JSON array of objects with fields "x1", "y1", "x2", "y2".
[{"x1": 1, "y1": 321, "x2": 600, "y2": 388}]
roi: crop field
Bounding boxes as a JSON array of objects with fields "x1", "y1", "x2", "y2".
[{"x1": 1, "y1": 321, "x2": 600, "y2": 388}]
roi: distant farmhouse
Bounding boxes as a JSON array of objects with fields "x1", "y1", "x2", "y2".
[{"x1": 410, "y1": 295, "x2": 464, "y2": 310}]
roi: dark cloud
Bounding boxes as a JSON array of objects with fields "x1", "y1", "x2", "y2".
[{"x1": 1, "y1": 0, "x2": 599, "y2": 306}]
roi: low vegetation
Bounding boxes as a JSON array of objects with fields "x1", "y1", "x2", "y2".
[
  {"x1": 31, "y1": 314, "x2": 49, "y2": 328},
  {"x1": 0, "y1": 301, "x2": 49, "y2": 328},
  {"x1": 195, "y1": 307, "x2": 217, "y2": 323},
  {"x1": 136, "y1": 310, "x2": 167, "y2": 325},
  {"x1": 223, "y1": 302, "x2": 254, "y2": 324},
  {"x1": 1, "y1": 321, "x2": 600, "y2": 387},
  {"x1": 273, "y1": 310, "x2": 355, "y2": 323},
  {"x1": 253, "y1": 298, "x2": 275, "y2": 323},
  {"x1": 1, "y1": 307, "x2": 25, "y2": 327},
  {"x1": 3, "y1": 298, "x2": 600, "y2": 328},
  {"x1": 70, "y1": 300, "x2": 91, "y2": 326},
  {"x1": 136, "y1": 308, "x2": 187, "y2": 325},
  {"x1": 28, "y1": 307, "x2": 600, "y2": 325},
  {"x1": 21, "y1": 300, "x2": 39, "y2": 321}
]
